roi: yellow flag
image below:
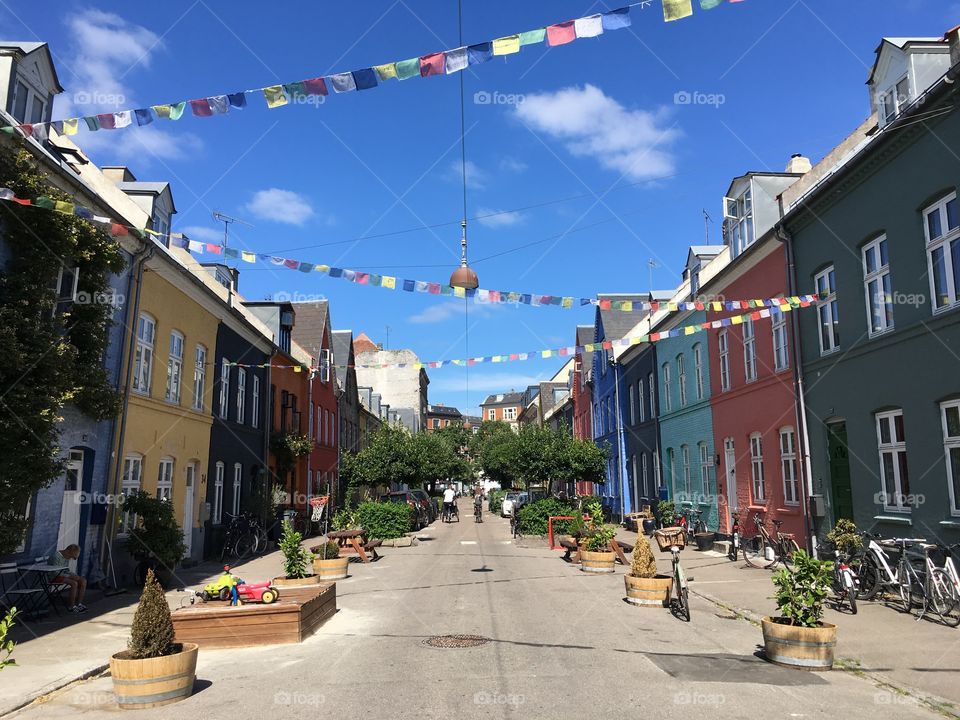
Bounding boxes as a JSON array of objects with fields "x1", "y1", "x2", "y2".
[
  {"x1": 711, "y1": 301, "x2": 722, "y2": 312},
  {"x1": 316, "y1": 264, "x2": 330, "y2": 273},
  {"x1": 294, "y1": 366, "x2": 302, "y2": 373},
  {"x1": 684, "y1": 326, "x2": 696, "y2": 335},
  {"x1": 541, "y1": 350, "x2": 552, "y2": 358},
  {"x1": 561, "y1": 297, "x2": 573, "y2": 309},
  {"x1": 54, "y1": 200, "x2": 74, "y2": 215},
  {"x1": 663, "y1": 0, "x2": 693, "y2": 22},
  {"x1": 731, "y1": 316, "x2": 743, "y2": 325},
  {"x1": 667, "y1": 302, "x2": 678, "y2": 312},
  {"x1": 62, "y1": 118, "x2": 79, "y2": 135},
  {"x1": 453, "y1": 286, "x2": 466, "y2": 298},
  {"x1": 382, "y1": 276, "x2": 396, "y2": 289},
  {"x1": 152, "y1": 105, "x2": 171, "y2": 119},
  {"x1": 241, "y1": 251, "x2": 256, "y2": 263},
  {"x1": 621, "y1": 301, "x2": 633, "y2": 312},
  {"x1": 374, "y1": 63, "x2": 398, "y2": 80},
  {"x1": 493, "y1": 35, "x2": 521, "y2": 55},
  {"x1": 263, "y1": 86, "x2": 288, "y2": 109}
]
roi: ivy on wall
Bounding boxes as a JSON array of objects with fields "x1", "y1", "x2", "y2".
[{"x1": 0, "y1": 137, "x2": 126, "y2": 555}]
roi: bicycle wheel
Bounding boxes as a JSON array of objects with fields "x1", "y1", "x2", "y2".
[
  {"x1": 929, "y1": 568, "x2": 960, "y2": 626},
  {"x1": 782, "y1": 538, "x2": 801, "y2": 566},
  {"x1": 256, "y1": 529, "x2": 269, "y2": 553},
  {"x1": 854, "y1": 555, "x2": 881, "y2": 600},
  {"x1": 677, "y1": 567, "x2": 691, "y2": 622},
  {"x1": 235, "y1": 532, "x2": 256, "y2": 560},
  {"x1": 220, "y1": 535, "x2": 233, "y2": 562},
  {"x1": 742, "y1": 535, "x2": 776, "y2": 569},
  {"x1": 897, "y1": 561, "x2": 915, "y2": 613},
  {"x1": 847, "y1": 585, "x2": 858, "y2": 614}
]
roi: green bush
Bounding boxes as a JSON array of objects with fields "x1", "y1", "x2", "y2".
[
  {"x1": 487, "y1": 489, "x2": 507, "y2": 515},
  {"x1": 314, "y1": 540, "x2": 341, "y2": 560},
  {"x1": 279, "y1": 520, "x2": 310, "y2": 579},
  {"x1": 332, "y1": 508, "x2": 359, "y2": 531},
  {"x1": 772, "y1": 550, "x2": 833, "y2": 628},
  {"x1": 121, "y1": 492, "x2": 186, "y2": 569},
  {"x1": 517, "y1": 498, "x2": 578, "y2": 536},
  {"x1": 356, "y1": 501, "x2": 412, "y2": 539}
]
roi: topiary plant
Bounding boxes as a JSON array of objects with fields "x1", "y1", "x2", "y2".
[
  {"x1": 630, "y1": 536, "x2": 658, "y2": 579},
  {"x1": 825, "y1": 518, "x2": 862, "y2": 556},
  {"x1": 279, "y1": 520, "x2": 310, "y2": 579},
  {"x1": 772, "y1": 550, "x2": 833, "y2": 628},
  {"x1": 317, "y1": 540, "x2": 341, "y2": 560},
  {"x1": 128, "y1": 568, "x2": 177, "y2": 659}
]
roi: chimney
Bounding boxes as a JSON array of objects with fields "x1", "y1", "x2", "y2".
[
  {"x1": 946, "y1": 25, "x2": 960, "y2": 68},
  {"x1": 101, "y1": 166, "x2": 136, "y2": 184},
  {"x1": 785, "y1": 153, "x2": 812, "y2": 174}
]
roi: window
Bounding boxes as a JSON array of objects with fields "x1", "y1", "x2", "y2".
[
  {"x1": 641, "y1": 453, "x2": 649, "y2": 497},
  {"x1": 157, "y1": 458, "x2": 173, "y2": 501},
  {"x1": 942, "y1": 401, "x2": 960, "y2": 516},
  {"x1": 718, "y1": 331, "x2": 730, "y2": 391},
  {"x1": 667, "y1": 448, "x2": 676, "y2": 492},
  {"x1": 219, "y1": 359, "x2": 230, "y2": 419},
  {"x1": 151, "y1": 212, "x2": 169, "y2": 245},
  {"x1": 780, "y1": 428, "x2": 799, "y2": 505},
  {"x1": 13, "y1": 81, "x2": 28, "y2": 121},
  {"x1": 681, "y1": 445, "x2": 691, "y2": 496},
  {"x1": 165, "y1": 331, "x2": 184, "y2": 403},
  {"x1": 677, "y1": 355, "x2": 687, "y2": 407},
  {"x1": 638, "y1": 380, "x2": 645, "y2": 423},
  {"x1": 863, "y1": 235, "x2": 893, "y2": 334},
  {"x1": 725, "y1": 188, "x2": 754, "y2": 256},
  {"x1": 213, "y1": 462, "x2": 224, "y2": 524},
  {"x1": 319, "y1": 348, "x2": 331, "y2": 383},
  {"x1": 120, "y1": 454, "x2": 142, "y2": 533},
  {"x1": 924, "y1": 193, "x2": 960, "y2": 311},
  {"x1": 629, "y1": 383, "x2": 636, "y2": 425},
  {"x1": 232, "y1": 463, "x2": 242, "y2": 515},
  {"x1": 504, "y1": 407, "x2": 517, "y2": 421},
  {"x1": 237, "y1": 368, "x2": 247, "y2": 424},
  {"x1": 879, "y1": 75, "x2": 911, "y2": 125},
  {"x1": 699, "y1": 442, "x2": 710, "y2": 497},
  {"x1": 815, "y1": 267, "x2": 840, "y2": 354},
  {"x1": 876, "y1": 410, "x2": 910, "y2": 512},
  {"x1": 192, "y1": 345, "x2": 206, "y2": 411},
  {"x1": 252, "y1": 375, "x2": 260, "y2": 429},
  {"x1": 743, "y1": 318, "x2": 757, "y2": 382},
  {"x1": 31, "y1": 96, "x2": 45, "y2": 124},
  {"x1": 693, "y1": 344, "x2": 704, "y2": 400},
  {"x1": 750, "y1": 433, "x2": 766, "y2": 503},
  {"x1": 53, "y1": 265, "x2": 79, "y2": 316},
  {"x1": 133, "y1": 314, "x2": 156, "y2": 394},
  {"x1": 488, "y1": 409, "x2": 496, "y2": 420},
  {"x1": 662, "y1": 363, "x2": 672, "y2": 412},
  {"x1": 433, "y1": 419, "x2": 440, "y2": 429},
  {"x1": 653, "y1": 451, "x2": 662, "y2": 490},
  {"x1": 772, "y1": 311, "x2": 789, "y2": 371}
]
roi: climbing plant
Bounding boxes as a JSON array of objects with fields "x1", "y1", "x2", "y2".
[{"x1": 0, "y1": 137, "x2": 125, "y2": 555}]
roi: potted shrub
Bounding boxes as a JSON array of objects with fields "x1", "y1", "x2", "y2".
[
  {"x1": 310, "y1": 540, "x2": 349, "y2": 580},
  {"x1": 762, "y1": 550, "x2": 837, "y2": 670},
  {"x1": 110, "y1": 569, "x2": 198, "y2": 709},
  {"x1": 121, "y1": 492, "x2": 187, "y2": 587},
  {"x1": 694, "y1": 530, "x2": 716, "y2": 552},
  {"x1": 273, "y1": 520, "x2": 320, "y2": 588},
  {"x1": 825, "y1": 518, "x2": 862, "y2": 557},
  {"x1": 657, "y1": 500, "x2": 678, "y2": 529},
  {"x1": 580, "y1": 501, "x2": 617, "y2": 574},
  {"x1": 624, "y1": 535, "x2": 673, "y2": 607}
]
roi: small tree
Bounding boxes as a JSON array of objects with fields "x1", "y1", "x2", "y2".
[
  {"x1": 128, "y1": 569, "x2": 176, "y2": 659},
  {"x1": 772, "y1": 550, "x2": 833, "y2": 627},
  {"x1": 825, "y1": 518, "x2": 862, "y2": 556},
  {"x1": 121, "y1": 492, "x2": 187, "y2": 572},
  {"x1": 583, "y1": 501, "x2": 616, "y2": 552},
  {"x1": 1, "y1": 607, "x2": 18, "y2": 670},
  {"x1": 630, "y1": 536, "x2": 659, "y2": 579},
  {"x1": 279, "y1": 520, "x2": 310, "y2": 579}
]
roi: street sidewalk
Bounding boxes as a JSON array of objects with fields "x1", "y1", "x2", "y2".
[
  {"x1": 616, "y1": 528, "x2": 960, "y2": 709},
  {"x1": 1, "y1": 548, "x2": 290, "y2": 717}
]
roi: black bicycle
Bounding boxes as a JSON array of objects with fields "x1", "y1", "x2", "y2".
[
  {"x1": 474, "y1": 501, "x2": 483, "y2": 523},
  {"x1": 511, "y1": 508, "x2": 522, "y2": 538},
  {"x1": 443, "y1": 501, "x2": 460, "y2": 523},
  {"x1": 220, "y1": 512, "x2": 258, "y2": 561}
]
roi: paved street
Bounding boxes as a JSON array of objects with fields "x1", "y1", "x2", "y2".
[{"x1": 5, "y1": 507, "x2": 951, "y2": 719}]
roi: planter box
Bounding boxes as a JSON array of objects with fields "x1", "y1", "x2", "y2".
[
  {"x1": 624, "y1": 574, "x2": 672, "y2": 607},
  {"x1": 110, "y1": 642, "x2": 198, "y2": 710},
  {"x1": 172, "y1": 583, "x2": 336, "y2": 649},
  {"x1": 580, "y1": 550, "x2": 616, "y2": 574},
  {"x1": 761, "y1": 616, "x2": 837, "y2": 671},
  {"x1": 313, "y1": 556, "x2": 349, "y2": 580}
]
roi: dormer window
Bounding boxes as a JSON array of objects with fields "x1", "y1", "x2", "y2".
[
  {"x1": 151, "y1": 212, "x2": 170, "y2": 246},
  {"x1": 724, "y1": 188, "x2": 754, "y2": 256},
  {"x1": 690, "y1": 262, "x2": 701, "y2": 297},
  {"x1": 12, "y1": 81, "x2": 28, "y2": 122},
  {"x1": 879, "y1": 75, "x2": 911, "y2": 126}
]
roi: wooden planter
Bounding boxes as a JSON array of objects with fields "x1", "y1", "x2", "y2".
[
  {"x1": 624, "y1": 574, "x2": 673, "y2": 607},
  {"x1": 172, "y1": 583, "x2": 336, "y2": 649},
  {"x1": 761, "y1": 617, "x2": 837, "y2": 671},
  {"x1": 272, "y1": 574, "x2": 322, "y2": 588},
  {"x1": 580, "y1": 550, "x2": 616, "y2": 574},
  {"x1": 312, "y1": 556, "x2": 349, "y2": 580},
  {"x1": 110, "y1": 642, "x2": 198, "y2": 710}
]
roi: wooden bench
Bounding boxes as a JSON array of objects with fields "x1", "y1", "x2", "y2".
[
  {"x1": 361, "y1": 539, "x2": 382, "y2": 561},
  {"x1": 557, "y1": 537, "x2": 581, "y2": 563}
]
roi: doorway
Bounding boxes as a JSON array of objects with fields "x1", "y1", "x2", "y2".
[
  {"x1": 724, "y1": 438, "x2": 737, "y2": 529},
  {"x1": 827, "y1": 421, "x2": 853, "y2": 521},
  {"x1": 57, "y1": 449, "x2": 84, "y2": 573},
  {"x1": 183, "y1": 462, "x2": 196, "y2": 558}
]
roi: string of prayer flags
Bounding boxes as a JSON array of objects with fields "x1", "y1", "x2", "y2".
[
  {"x1": 492, "y1": 35, "x2": 521, "y2": 56},
  {"x1": 546, "y1": 21, "x2": 577, "y2": 46},
  {"x1": 574, "y1": 15, "x2": 605, "y2": 38},
  {"x1": 663, "y1": 0, "x2": 694, "y2": 21},
  {"x1": 420, "y1": 52, "x2": 446, "y2": 75}
]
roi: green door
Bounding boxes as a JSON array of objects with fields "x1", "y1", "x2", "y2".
[{"x1": 827, "y1": 421, "x2": 853, "y2": 521}]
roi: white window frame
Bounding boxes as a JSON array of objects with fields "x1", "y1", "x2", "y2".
[
  {"x1": 699, "y1": 442, "x2": 710, "y2": 497},
  {"x1": 165, "y1": 331, "x2": 184, "y2": 404},
  {"x1": 647, "y1": 372, "x2": 655, "y2": 418},
  {"x1": 232, "y1": 463, "x2": 242, "y2": 515},
  {"x1": 319, "y1": 348, "x2": 331, "y2": 383},
  {"x1": 862, "y1": 234, "x2": 894, "y2": 336},
  {"x1": 487, "y1": 409, "x2": 496, "y2": 420},
  {"x1": 628, "y1": 383, "x2": 636, "y2": 425},
  {"x1": 193, "y1": 344, "x2": 206, "y2": 411},
  {"x1": 504, "y1": 407, "x2": 517, "y2": 421},
  {"x1": 923, "y1": 192, "x2": 960, "y2": 312},
  {"x1": 133, "y1": 314, "x2": 156, "y2": 394},
  {"x1": 693, "y1": 344, "x2": 704, "y2": 400},
  {"x1": 213, "y1": 461, "x2": 224, "y2": 524},
  {"x1": 772, "y1": 311, "x2": 789, "y2": 371},
  {"x1": 681, "y1": 445, "x2": 691, "y2": 497},
  {"x1": 252, "y1": 375, "x2": 260, "y2": 429},
  {"x1": 237, "y1": 368, "x2": 247, "y2": 424},
  {"x1": 219, "y1": 359, "x2": 230, "y2": 419},
  {"x1": 641, "y1": 453, "x2": 649, "y2": 498},
  {"x1": 815, "y1": 266, "x2": 840, "y2": 355},
  {"x1": 662, "y1": 363, "x2": 672, "y2": 412},
  {"x1": 725, "y1": 187, "x2": 755, "y2": 256},
  {"x1": 743, "y1": 318, "x2": 757, "y2": 382},
  {"x1": 157, "y1": 457, "x2": 174, "y2": 501},
  {"x1": 120, "y1": 454, "x2": 143, "y2": 534},
  {"x1": 941, "y1": 400, "x2": 960, "y2": 517},
  {"x1": 779, "y1": 427, "x2": 799, "y2": 506},
  {"x1": 654, "y1": 450, "x2": 662, "y2": 491},
  {"x1": 718, "y1": 331, "x2": 730, "y2": 391},
  {"x1": 677, "y1": 355, "x2": 687, "y2": 407},
  {"x1": 876, "y1": 409, "x2": 910, "y2": 513},
  {"x1": 750, "y1": 432, "x2": 766, "y2": 503},
  {"x1": 53, "y1": 265, "x2": 79, "y2": 316},
  {"x1": 638, "y1": 380, "x2": 645, "y2": 423}
]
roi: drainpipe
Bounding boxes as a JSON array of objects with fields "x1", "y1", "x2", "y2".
[
  {"x1": 264, "y1": 356, "x2": 272, "y2": 520},
  {"x1": 99, "y1": 240, "x2": 154, "y2": 578},
  {"x1": 306, "y1": 366, "x2": 314, "y2": 510},
  {"x1": 776, "y1": 210, "x2": 818, "y2": 557},
  {"x1": 610, "y1": 357, "x2": 627, "y2": 521}
]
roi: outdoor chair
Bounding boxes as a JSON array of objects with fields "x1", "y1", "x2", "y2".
[
  {"x1": 33, "y1": 556, "x2": 71, "y2": 614},
  {"x1": 0, "y1": 563, "x2": 45, "y2": 617}
]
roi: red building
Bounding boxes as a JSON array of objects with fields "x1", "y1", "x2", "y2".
[
  {"x1": 268, "y1": 348, "x2": 312, "y2": 520},
  {"x1": 573, "y1": 325, "x2": 595, "y2": 496},
  {"x1": 704, "y1": 239, "x2": 808, "y2": 544}
]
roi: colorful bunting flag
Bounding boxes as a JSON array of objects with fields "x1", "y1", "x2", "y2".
[
  {"x1": 330, "y1": 73, "x2": 357, "y2": 93},
  {"x1": 263, "y1": 86, "x2": 288, "y2": 108},
  {"x1": 601, "y1": 7, "x2": 632, "y2": 29},
  {"x1": 519, "y1": 29, "x2": 546, "y2": 46},
  {"x1": 574, "y1": 15, "x2": 604, "y2": 38},
  {"x1": 420, "y1": 52, "x2": 446, "y2": 76},
  {"x1": 467, "y1": 42, "x2": 493, "y2": 65},
  {"x1": 374, "y1": 63, "x2": 398, "y2": 81},
  {"x1": 228, "y1": 92, "x2": 248, "y2": 108},
  {"x1": 208, "y1": 95, "x2": 230, "y2": 114},
  {"x1": 546, "y1": 21, "x2": 577, "y2": 46},
  {"x1": 700, "y1": 0, "x2": 725, "y2": 8},
  {"x1": 492, "y1": 35, "x2": 521, "y2": 55},
  {"x1": 353, "y1": 69, "x2": 379, "y2": 90},
  {"x1": 663, "y1": 0, "x2": 694, "y2": 21},
  {"x1": 396, "y1": 58, "x2": 421, "y2": 80},
  {"x1": 444, "y1": 47, "x2": 469, "y2": 74},
  {"x1": 190, "y1": 98, "x2": 213, "y2": 117}
]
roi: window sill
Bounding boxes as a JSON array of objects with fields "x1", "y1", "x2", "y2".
[
  {"x1": 932, "y1": 301, "x2": 960, "y2": 316},
  {"x1": 938, "y1": 520, "x2": 960, "y2": 529},
  {"x1": 867, "y1": 327, "x2": 895, "y2": 340},
  {"x1": 874, "y1": 514, "x2": 912, "y2": 525},
  {"x1": 819, "y1": 348, "x2": 840, "y2": 358}
]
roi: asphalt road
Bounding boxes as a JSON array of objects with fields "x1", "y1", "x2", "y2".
[{"x1": 11, "y1": 506, "x2": 947, "y2": 719}]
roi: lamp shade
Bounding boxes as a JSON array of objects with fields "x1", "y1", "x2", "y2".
[{"x1": 450, "y1": 265, "x2": 479, "y2": 289}]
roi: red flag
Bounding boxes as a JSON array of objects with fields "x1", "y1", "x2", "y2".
[
  {"x1": 302, "y1": 77, "x2": 328, "y2": 95},
  {"x1": 695, "y1": 302, "x2": 705, "y2": 311},
  {"x1": 206, "y1": 243, "x2": 222, "y2": 254},
  {"x1": 599, "y1": 300, "x2": 612, "y2": 310},
  {"x1": 111, "y1": 223, "x2": 129, "y2": 237},
  {"x1": 190, "y1": 98, "x2": 213, "y2": 116},
  {"x1": 601, "y1": 341, "x2": 613, "y2": 350},
  {"x1": 750, "y1": 310, "x2": 762, "y2": 321},
  {"x1": 12, "y1": 197, "x2": 31, "y2": 206},
  {"x1": 283, "y1": 259, "x2": 299, "y2": 270},
  {"x1": 489, "y1": 290, "x2": 501, "y2": 303},
  {"x1": 510, "y1": 353, "x2": 519, "y2": 360},
  {"x1": 19, "y1": 124, "x2": 33, "y2": 137},
  {"x1": 356, "y1": 272, "x2": 370, "y2": 285},
  {"x1": 701, "y1": 322, "x2": 711, "y2": 330},
  {"x1": 427, "y1": 283, "x2": 440, "y2": 294},
  {"x1": 420, "y1": 52, "x2": 446, "y2": 76},
  {"x1": 546, "y1": 21, "x2": 577, "y2": 46},
  {"x1": 649, "y1": 302, "x2": 660, "y2": 312},
  {"x1": 97, "y1": 114, "x2": 116, "y2": 129},
  {"x1": 650, "y1": 332, "x2": 660, "y2": 342}
]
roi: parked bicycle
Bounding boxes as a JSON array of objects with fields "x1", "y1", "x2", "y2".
[
  {"x1": 821, "y1": 540, "x2": 858, "y2": 614},
  {"x1": 727, "y1": 512, "x2": 741, "y2": 561},
  {"x1": 678, "y1": 508, "x2": 706, "y2": 544},
  {"x1": 510, "y1": 507, "x2": 522, "y2": 539},
  {"x1": 655, "y1": 527, "x2": 690, "y2": 622},
  {"x1": 741, "y1": 513, "x2": 800, "y2": 569},
  {"x1": 934, "y1": 543, "x2": 960, "y2": 627},
  {"x1": 220, "y1": 512, "x2": 266, "y2": 561}
]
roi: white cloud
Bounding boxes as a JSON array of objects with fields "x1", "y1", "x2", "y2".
[
  {"x1": 475, "y1": 207, "x2": 524, "y2": 228},
  {"x1": 514, "y1": 84, "x2": 679, "y2": 181},
  {"x1": 445, "y1": 159, "x2": 487, "y2": 189},
  {"x1": 500, "y1": 157, "x2": 528, "y2": 173},
  {"x1": 77, "y1": 125, "x2": 203, "y2": 162},
  {"x1": 407, "y1": 300, "x2": 503, "y2": 324},
  {"x1": 430, "y1": 372, "x2": 544, "y2": 393},
  {"x1": 246, "y1": 188, "x2": 315, "y2": 225},
  {"x1": 181, "y1": 225, "x2": 223, "y2": 243}
]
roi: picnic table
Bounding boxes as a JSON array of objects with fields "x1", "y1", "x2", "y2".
[{"x1": 326, "y1": 530, "x2": 381, "y2": 563}]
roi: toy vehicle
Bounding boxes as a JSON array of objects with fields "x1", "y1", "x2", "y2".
[{"x1": 198, "y1": 566, "x2": 279, "y2": 604}]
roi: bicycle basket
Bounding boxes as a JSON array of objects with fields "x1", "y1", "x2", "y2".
[{"x1": 654, "y1": 527, "x2": 685, "y2": 551}]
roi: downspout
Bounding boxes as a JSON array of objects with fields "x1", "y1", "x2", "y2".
[
  {"x1": 611, "y1": 358, "x2": 627, "y2": 522},
  {"x1": 776, "y1": 206, "x2": 818, "y2": 557},
  {"x1": 99, "y1": 240, "x2": 154, "y2": 577},
  {"x1": 306, "y1": 366, "x2": 314, "y2": 510},
  {"x1": 264, "y1": 355, "x2": 272, "y2": 518}
]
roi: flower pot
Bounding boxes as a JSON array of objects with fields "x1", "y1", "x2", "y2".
[
  {"x1": 624, "y1": 574, "x2": 673, "y2": 607},
  {"x1": 580, "y1": 550, "x2": 616, "y2": 574},
  {"x1": 312, "y1": 556, "x2": 349, "y2": 580},
  {"x1": 272, "y1": 575, "x2": 322, "y2": 588},
  {"x1": 761, "y1": 617, "x2": 837, "y2": 671},
  {"x1": 110, "y1": 642, "x2": 198, "y2": 709},
  {"x1": 694, "y1": 532, "x2": 716, "y2": 551},
  {"x1": 642, "y1": 518, "x2": 658, "y2": 536}
]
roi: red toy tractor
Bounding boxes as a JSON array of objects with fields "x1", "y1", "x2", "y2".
[{"x1": 199, "y1": 566, "x2": 280, "y2": 605}]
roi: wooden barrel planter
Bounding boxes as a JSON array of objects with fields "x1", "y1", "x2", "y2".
[
  {"x1": 272, "y1": 575, "x2": 322, "y2": 588},
  {"x1": 110, "y1": 642, "x2": 198, "y2": 709},
  {"x1": 312, "y1": 556, "x2": 349, "y2": 580},
  {"x1": 580, "y1": 550, "x2": 616, "y2": 574},
  {"x1": 761, "y1": 617, "x2": 837, "y2": 671},
  {"x1": 624, "y1": 574, "x2": 673, "y2": 607}
]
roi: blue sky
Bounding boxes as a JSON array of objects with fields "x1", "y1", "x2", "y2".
[{"x1": 2, "y1": 0, "x2": 956, "y2": 414}]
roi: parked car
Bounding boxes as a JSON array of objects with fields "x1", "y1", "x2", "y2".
[
  {"x1": 501, "y1": 492, "x2": 528, "y2": 518},
  {"x1": 408, "y1": 489, "x2": 436, "y2": 523},
  {"x1": 379, "y1": 492, "x2": 428, "y2": 530}
]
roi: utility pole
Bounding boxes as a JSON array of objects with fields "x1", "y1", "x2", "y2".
[{"x1": 385, "y1": 325, "x2": 390, "y2": 350}]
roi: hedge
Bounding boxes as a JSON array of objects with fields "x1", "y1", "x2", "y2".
[
  {"x1": 517, "y1": 498, "x2": 578, "y2": 536},
  {"x1": 356, "y1": 501, "x2": 412, "y2": 539},
  {"x1": 487, "y1": 489, "x2": 507, "y2": 515}
]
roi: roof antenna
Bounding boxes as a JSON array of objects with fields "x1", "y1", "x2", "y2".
[
  {"x1": 703, "y1": 209, "x2": 713, "y2": 244},
  {"x1": 212, "y1": 210, "x2": 254, "y2": 303}
]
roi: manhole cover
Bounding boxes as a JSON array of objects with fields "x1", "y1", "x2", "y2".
[{"x1": 423, "y1": 634, "x2": 490, "y2": 648}]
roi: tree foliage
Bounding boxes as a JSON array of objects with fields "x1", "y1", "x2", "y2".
[{"x1": 128, "y1": 568, "x2": 176, "y2": 659}]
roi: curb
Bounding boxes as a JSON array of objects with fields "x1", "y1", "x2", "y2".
[{"x1": 0, "y1": 663, "x2": 109, "y2": 718}]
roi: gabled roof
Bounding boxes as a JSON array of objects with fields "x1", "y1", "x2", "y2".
[
  {"x1": 687, "y1": 245, "x2": 724, "y2": 261},
  {"x1": 868, "y1": 37, "x2": 945, "y2": 85},
  {"x1": 428, "y1": 405, "x2": 462, "y2": 417},
  {"x1": 0, "y1": 41, "x2": 64, "y2": 93},
  {"x1": 289, "y1": 301, "x2": 329, "y2": 363},
  {"x1": 116, "y1": 181, "x2": 177, "y2": 214},
  {"x1": 331, "y1": 330, "x2": 354, "y2": 389},
  {"x1": 353, "y1": 331, "x2": 378, "y2": 354},
  {"x1": 481, "y1": 391, "x2": 523, "y2": 406},
  {"x1": 597, "y1": 292, "x2": 649, "y2": 341}
]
